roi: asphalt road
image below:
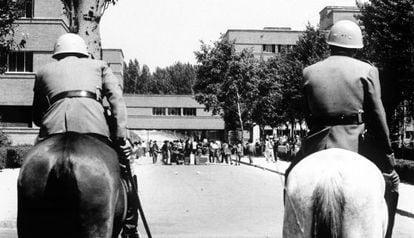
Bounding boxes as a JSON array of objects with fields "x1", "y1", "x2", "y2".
[
  {"x1": 135, "y1": 161, "x2": 285, "y2": 238},
  {"x1": 1, "y1": 156, "x2": 413, "y2": 238}
]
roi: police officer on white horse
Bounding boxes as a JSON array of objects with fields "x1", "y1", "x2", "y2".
[
  {"x1": 33, "y1": 33, "x2": 140, "y2": 238},
  {"x1": 286, "y1": 20, "x2": 399, "y2": 238}
]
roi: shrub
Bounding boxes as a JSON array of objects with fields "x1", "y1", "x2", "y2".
[
  {"x1": 0, "y1": 130, "x2": 12, "y2": 146},
  {"x1": 0, "y1": 145, "x2": 32, "y2": 169},
  {"x1": 395, "y1": 159, "x2": 414, "y2": 185}
]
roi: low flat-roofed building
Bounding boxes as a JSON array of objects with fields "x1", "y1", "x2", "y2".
[
  {"x1": 125, "y1": 94, "x2": 225, "y2": 141},
  {"x1": 223, "y1": 27, "x2": 302, "y2": 61}
]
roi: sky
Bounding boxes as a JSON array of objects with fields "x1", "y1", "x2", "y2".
[{"x1": 100, "y1": 0, "x2": 365, "y2": 72}]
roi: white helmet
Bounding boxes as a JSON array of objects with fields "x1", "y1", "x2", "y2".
[
  {"x1": 327, "y1": 20, "x2": 363, "y2": 49},
  {"x1": 52, "y1": 33, "x2": 89, "y2": 59}
]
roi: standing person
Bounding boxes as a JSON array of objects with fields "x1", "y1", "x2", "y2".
[
  {"x1": 222, "y1": 142, "x2": 232, "y2": 164},
  {"x1": 151, "y1": 140, "x2": 159, "y2": 164},
  {"x1": 208, "y1": 140, "x2": 215, "y2": 163},
  {"x1": 32, "y1": 33, "x2": 139, "y2": 237},
  {"x1": 131, "y1": 141, "x2": 139, "y2": 161},
  {"x1": 161, "y1": 140, "x2": 170, "y2": 165},
  {"x1": 264, "y1": 137, "x2": 275, "y2": 163},
  {"x1": 285, "y1": 20, "x2": 398, "y2": 238},
  {"x1": 272, "y1": 137, "x2": 279, "y2": 162},
  {"x1": 247, "y1": 139, "x2": 255, "y2": 164},
  {"x1": 255, "y1": 139, "x2": 261, "y2": 156},
  {"x1": 235, "y1": 141, "x2": 243, "y2": 166},
  {"x1": 149, "y1": 140, "x2": 153, "y2": 159},
  {"x1": 212, "y1": 140, "x2": 220, "y2": 163}
]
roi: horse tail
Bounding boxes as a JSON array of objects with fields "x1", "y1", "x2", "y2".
[
  {"x1": 43, "y1": 136, "x2": 81, "y2": 237},
  {"x1": 311, "y1": 173, "x2": 345, "y2": 238}
]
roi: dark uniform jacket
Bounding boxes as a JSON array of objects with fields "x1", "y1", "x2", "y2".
[
  {"x1": 301, "y1": 55, "x2": 394, "y2": 172},
  {"x1": 33, "y1": 56, "x2": 127, "y2": 140}
]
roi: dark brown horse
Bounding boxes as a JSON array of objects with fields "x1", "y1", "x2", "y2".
[{"x1": 17, "y1": 132, "x2": 127, "y2": 238}]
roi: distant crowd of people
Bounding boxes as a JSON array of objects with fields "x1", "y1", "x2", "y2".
[{"x1": 129, "y1": 134, "x2": 302, "y2": 165}]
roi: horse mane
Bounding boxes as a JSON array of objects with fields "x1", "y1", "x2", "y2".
[{"x1": 311, "y1": 174, "x2": 345, "y2": 238}]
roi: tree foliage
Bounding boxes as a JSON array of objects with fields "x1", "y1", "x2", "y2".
[
  {"x1": 123, "y1": 60, "x2": 196, "y2": 95},
  {"x1": 61, "y1": 0, "x2": 119, "y2": 59},
  {"x1": 193, "y1": 37, "x2": 263, "y2": 130},
  {"x1": 276, "y1": 24, "x2": 330, "y2": 122},
  {"x1": 357, "y1": 0, "x2": 414, "y2": 115},
  {"x1": 192, "y1": 25, "x2": 329, "y2": 132},
  {"x1": 123, "y1": 59, "x2": 140, "y2": 93},
  {"x1": 0, "y1": 0, "x2": 24, "y2": 74}
]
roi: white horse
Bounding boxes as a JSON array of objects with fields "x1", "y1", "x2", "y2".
[{"x1": 283, "y1": 148, "x2": 388, "y2": 238}]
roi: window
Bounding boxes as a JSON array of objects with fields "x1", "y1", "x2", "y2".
[
  {"x1": 183, "y1": 108, "x2": 196, "y2": 116},
  {"x1": 262, "y1": 44, "x2": 275, "y2": 53},
  {"x1": 277, "y1": 45, "x2": 289, "y2": 54},
  {"x1": 24, "y1": 0, "x2": 34, "y2": 18},
  {"x1": 167, "y1": 108, "x2": 181, "y2": 116},
  {"x1": 152, "y1": 107, "x2": 166, "y2": 116},
  {"x1": 2, "y1": 52, "x2": 33, "y2": 72}
]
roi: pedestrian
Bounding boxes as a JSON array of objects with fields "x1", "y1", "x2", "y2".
[
  {"x1": 221, "y1": 142, "x2": 232, "y2": 164},
  {"x1": 208, "y1": 140, "x2": 215, "y2": 163},
  {"x1": 151, "y1": 140, "x2": 159, "y2": 164},
  {"x1": 161, "y1": 140, "x2": 171, "y2": 165},
  {"x1": 247, "y1": 139, "x2": 255, "y2": 164},
  {"x1": 255, "y1": 139, "x2": 261, "y2": 156},
  {"x1": 272, "y1": 137, "x2": 279, "y2": 162},
  {"x1": 285, "y1": 20, "x2": 398, "y2": 238},
  {"x1": 32, "y1": 33, "x2": 138, "y2": 237},
  {"x1": 235, "y1": 141, "x2": 243, "y2": 166},
  {"x1": 132, "y1": 141, "x2": 139, "y2": 161},
  {"x1": 264, "y1": 137, "x2": 275, "y2": 163}
]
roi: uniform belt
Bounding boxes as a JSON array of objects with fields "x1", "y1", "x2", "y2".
[
  {"x1": 309, "y1": 112, "x2": 364, "y2": 126},
  {"x1": 49, "y1": 90, "x2": 102, "y2": 105}
]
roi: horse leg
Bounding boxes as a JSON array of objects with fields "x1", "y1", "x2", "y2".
[{"x1": 17, "y1": 156, "x2": 56, "y2": 238}]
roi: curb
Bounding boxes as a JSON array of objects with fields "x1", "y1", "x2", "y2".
[{"x1": 231, "y1": 158, "x2": 286, "y2": 176}]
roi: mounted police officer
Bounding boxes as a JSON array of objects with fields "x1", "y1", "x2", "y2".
[
  {"x1": 32, "y1": 33, "x2": 139, "y2": 238},
  {"x1": 286, "y1": 20, "x2": 399, "y2": 238}
]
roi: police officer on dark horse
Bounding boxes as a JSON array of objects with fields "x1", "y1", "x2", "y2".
[{"x1": 18, "y1": 33, "x2": 140, "y2": 238}]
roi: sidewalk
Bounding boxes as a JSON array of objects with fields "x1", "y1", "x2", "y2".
[{"x1": 231, "y1": 154, "x2": 414, "y2": 220}]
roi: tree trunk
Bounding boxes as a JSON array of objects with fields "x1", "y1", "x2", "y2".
[
  {"x1": 76, "y1": 0, "x2": 103, "y2": 59},
  {"x1": 236, "y1": 89, "x2": 244, "y2": 144},
  {"x1": 77, "y1": 16, "x2": 102, "y2": 59},
  {"x1": 63, "y1": 0, "x2": 109, "y2": 60}
]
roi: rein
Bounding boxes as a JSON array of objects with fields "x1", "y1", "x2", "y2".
[{"x1": 274, "y1": 161, "x2": 305, "y2": 237}]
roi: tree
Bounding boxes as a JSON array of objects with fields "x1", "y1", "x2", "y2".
[
  {"x1": 0, "y1": 0, "x2": 24, "y2": 74},
  {"x1": 165, "y1": 62, "x2": 196, "y2": 95},
  {"x1": 357, "y1": 0, "x2": 414, "y2": 133},
  {"x1": 139, "y1": 65, "x2": 151, "y2": 93},
  {"x1": 123, "y1": 59, "x2": 140, "y2": 93},
  {"x1": 150, "y1": 67, "x2": 169, "y2": 94},
  {"x1": 61, "y1": 0, "x2": 119, "y2": 59},
  {"x1": 274, "y1": 24, "x2": 330, "y2": 124},
  {"x1": 194, "y1": 37, "x2": 262, "y2": 142}
]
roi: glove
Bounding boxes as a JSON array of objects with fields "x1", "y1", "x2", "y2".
[
  {"x1": 115, "y1": 137, "x2": 133, "y2": 159},
  {"x1": 382, "y1": 169, "x2": 400, "y2": 193}
]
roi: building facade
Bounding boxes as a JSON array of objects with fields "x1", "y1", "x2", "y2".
[
  {"x1": 125, "y1": 95, "x2": 225, "y2": 141},
  {"x1": 223, "y1": 27, "x2": 303, "y2": 61},
  {"x1": 0, "y1": 1, "x2": 121, "y2": 143},
  {"x1": 0, "y1": 0, "x2": 225, "y2": 144},
  {"x1": 319, "y1": 6, "x2": 360, "y2": 30}
]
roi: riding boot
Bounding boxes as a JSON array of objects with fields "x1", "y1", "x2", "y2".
[{"x1": 120, "y1": 164, "x2": 140, "y2": 238}]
